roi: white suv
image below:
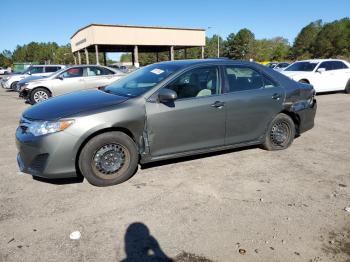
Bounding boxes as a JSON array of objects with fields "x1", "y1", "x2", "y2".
[
  {"x1": 281, "y1": 59, "x2": 350, "y2": 93},
  {"x1": 1, "y1": 65, "x2": 65, "y2": 90}
]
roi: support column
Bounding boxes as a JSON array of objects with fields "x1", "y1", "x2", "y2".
[
  {"x1": 156, "y1": 52, "x2": 159, "y2": 62},
  {"x1": 201, "y1": 46, "x2": 205, "y2": 59},
  {"x1": 184, "y1": 48, "x2": 187, "y2": 59},
  {"x1": 85, "y1": 48, "x2": 89, "y2": 65},
  {"x1": 133, "y1": 45, "x2": 139, "y2": 68},
  {"x1": 95, "y1": 45, "x2": 99, "y2": 65},
  {"x1": 73, "y1": 53, "x2": 77, "y2": 65},
  {"x1": 170, "y1": 46, "x2": 174, "y2": 61},
  {"x1": 77, "y1": 51, "x2": 81, "y2": 64},
  {"x1": 103, "y1": 52, "x2": 107, "y2": 66}
]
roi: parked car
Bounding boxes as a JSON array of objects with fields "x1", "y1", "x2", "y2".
[
  {"x1": 0, "y1": 67, "x2": 10, "y2": 75},
  {"x1": 15, "y1": 75, "x2": 46, "y2": 92},
  {"x1": 266, "y1": 62, "x2": 290, "y2": 71},
  {"x1": 19, "y1": 65, "x2": 126, "y2": 104},
  {"x1": 1, "y1": 65, "x2": 65, "y2": 90},
  {"x1": 16, "y1": 59, "x2": 317, "y2": 187},
  {"x1": 281, "y1": 59, "x2": 350, "y2": 93}
]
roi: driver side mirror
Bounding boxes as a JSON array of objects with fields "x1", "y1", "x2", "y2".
[
  {"x1": 316, "y1": 68, "x2": 326, "y2": 73},
  {"x1": 158, "y1": 88, "x2": 177, "y2": 103},
  {"x1": 27, "y1": 71, "x2": 31, "y2": 75},
  {"x1": 57, "y1": 75, "x2": 64, "y2": 80}
]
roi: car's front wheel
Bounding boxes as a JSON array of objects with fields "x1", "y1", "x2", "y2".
[
  {"x1": 79, "y1": 132, "x2": 139, "y2": 187},
  {"x1": 345, "y1": 79, "x2": 350, "y2": 94},
  {"x1": 30, "y1": 88, "x2": 51, "y2": 104},
  {"x1": 10, "y1": 81, "x2": 18, "y2": 90},
  {"x1": 262, "y1": 113, "x2": 295, "y2": 151}
]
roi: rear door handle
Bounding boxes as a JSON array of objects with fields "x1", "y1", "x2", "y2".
[
  {"x1": 272, "y1": 93, "x2": 282, "y2": 100},
  {"x1": 211, "y1": 101, "x2": 225, "y2": 108}
]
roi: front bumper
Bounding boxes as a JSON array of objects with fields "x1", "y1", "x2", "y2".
[
  {"x1": 1, "y1": 80, "x2": 10, "y2": 89},
  {"x1": 19, "y1": 88, "x2": 30, "y2": 99},
  {"x1": 16, "y1": 126, "x2": 79, "y2": 179}
]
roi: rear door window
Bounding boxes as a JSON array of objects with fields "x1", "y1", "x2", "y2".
[
  {"x1": 86, "y1": 66, "x2": 111, "y2": 76},
  {"x1": 225, "y1": 66, "x2": 267, "y2": 92},
  {"x1": 332, "y1": 61, "x2": 348, "y2": 70}
]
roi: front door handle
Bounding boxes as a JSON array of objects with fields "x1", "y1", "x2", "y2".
[
  {"x1": 211, "y1": 101, "x2": 225, "y2": 108},
  {"x1": 272, "y1": 93, "x2": 282, "y2": 100}
]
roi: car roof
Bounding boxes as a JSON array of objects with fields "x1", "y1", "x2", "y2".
[
  {"x1": 297, "y1": 59, "x2": 345, "y2": 63},
  {"x1": 151, "y1": 58, "x2": 259, "y2": 68},
  {"x1": 30, "y1": 64, "x2": 65, "y2": 67}
]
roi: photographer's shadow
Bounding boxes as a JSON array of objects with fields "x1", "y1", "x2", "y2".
[{"x1": 121, "y1": 222, "x2": 173, "y2": 262}]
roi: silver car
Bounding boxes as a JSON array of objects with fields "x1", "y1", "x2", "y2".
[{"x1": 20, "y1": 65, "x2": 126, "y2": 104}]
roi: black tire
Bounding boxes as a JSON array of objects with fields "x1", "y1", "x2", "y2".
[
  {"x1": 298, "y1": 79, "x2": 309, "y2": 84},
  {"x1": 30, "y1": 88, "x2": 51, "y2": 104},
  {"x1": 79, "y1": 132, "x2": 138, "y2": 187},
  {"x1": 345, "y1": 79, "x2": 350, "y2": 94},
  {"x1": 10, "y1": 81, "x2": 18, "y2": 90},
  {"x1": 262, "y1": 113, "x2": 295, "y2": 151}
]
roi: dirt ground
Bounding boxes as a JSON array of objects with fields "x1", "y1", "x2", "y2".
[{"x1": 0, "y1": 88, "x2": 349, "y2": 262}]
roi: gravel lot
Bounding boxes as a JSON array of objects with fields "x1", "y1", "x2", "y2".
[{"x1": 0, "y1": 88, "x2": 349, "y2": 262}]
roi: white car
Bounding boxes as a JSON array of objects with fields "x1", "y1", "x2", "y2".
[
  {"x1": 281, "y1": 59, "x2": 350, "y2": 93},
  {"x1": 1, "y1": 65, "x2": 64, "y2": 90},
  {"x1": 0, "y1": 67, "x2": 10, "y2": 75},
  {"x1": 20, "y1": 65, "x2": 126, "y2": 104}
]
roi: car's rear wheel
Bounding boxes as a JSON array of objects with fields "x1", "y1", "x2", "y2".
[
  {"x1": 79, "y1": 132, "x2": 138, "y2": 187},
  {"x1": 10, "y1": 81, "x2": 18, "y2": 90},
  {"x1": 30, "y1": 88, "x2": 51, "y2": 104},
  {"x1": 262, "y1": 113, "x2": 295, "y2": 151}
]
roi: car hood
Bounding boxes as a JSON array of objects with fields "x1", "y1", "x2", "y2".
[
  {"x1": 19, "y1": 75, "x2": 45, "y2": 84},
  {"x1": 23, "y1": 90, "x2": 129, "y2": 121}
]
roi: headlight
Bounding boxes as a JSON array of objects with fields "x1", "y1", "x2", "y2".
[{"x1": 27, "y1": 120, "x2": 74, "y2": 136}]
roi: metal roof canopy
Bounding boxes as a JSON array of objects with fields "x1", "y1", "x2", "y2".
[{"x1": 70, "y1": 24, "x2": 206, "y2": 66}]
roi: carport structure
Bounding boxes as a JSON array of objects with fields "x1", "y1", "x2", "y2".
[{"x1": 70, "y1": 24, "x2": 206, "y2": 67}]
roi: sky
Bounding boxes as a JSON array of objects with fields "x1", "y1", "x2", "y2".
[{"x1": 0, "y1": 0, "x2": 349, "y2": 60}]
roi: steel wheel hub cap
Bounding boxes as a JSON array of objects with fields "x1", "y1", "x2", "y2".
[
  {"x1": 93, "y1": 144, "x2": 125, "y2": 174},
  {"x1": 271, "y1": 122, "x2": 289, "y2": 145}
]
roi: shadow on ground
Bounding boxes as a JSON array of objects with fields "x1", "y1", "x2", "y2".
[
  {"x1": 141, "y1": 145, "x2": 258, "y2": 170},
  {"x1": 120, "y1": 222, "x2": 213, "y2": 262},
  {"x1": 32, "y1": 176, "x2": 84, "y2": 185}
]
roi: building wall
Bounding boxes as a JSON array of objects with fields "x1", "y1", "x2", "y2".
[{"x1": 71, "y1": 25, "x2": 206, "y2": 53}]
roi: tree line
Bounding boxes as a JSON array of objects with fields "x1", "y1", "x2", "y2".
[{"x1": 0, "y1": 17, "x2": 349, "y2": 68}]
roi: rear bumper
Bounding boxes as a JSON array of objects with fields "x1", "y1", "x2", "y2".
[{"x1": 297, "y1": 99, "x2": 317, "y2": 134}]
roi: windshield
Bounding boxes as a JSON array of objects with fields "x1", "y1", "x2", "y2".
[
  {"x1": 266, "y1": 63, "x2": 278, "y2": 68},
  {"x1": 104, "y1": 63, "x2": 181, "y2": 97},
  {"x1": 285, "y1": 62, "x2": 318, "y2": 72}
]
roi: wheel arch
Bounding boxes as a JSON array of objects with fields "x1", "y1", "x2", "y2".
[
  {"x1": 298, "y1": 79, "x2": 310, "y2": 84},
  {"x1": 74, "y1": 126, "x2": 139, "y2": 178},
  {"x1": 280, "y1": 110, "x2": 301, "y2": 135},
  {"x1": 31, "y1": 86, "x2": 52, "y2": 96}
]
